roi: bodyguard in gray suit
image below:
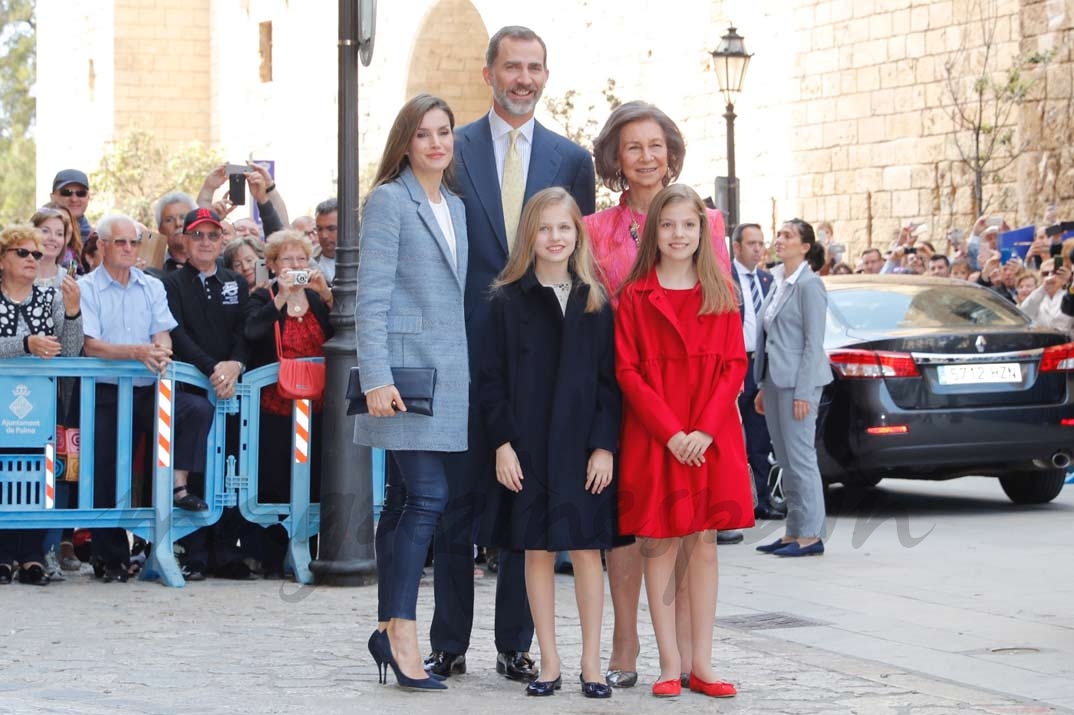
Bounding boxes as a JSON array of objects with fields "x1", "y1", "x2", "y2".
[
  {"x1": 354, "y1": 95, "x2": 468, "y2": 691},
  {"x1": 753, "y1": 219, "x2": 833, "y2": 558}
]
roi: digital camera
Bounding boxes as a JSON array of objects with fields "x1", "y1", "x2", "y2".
[{"x1": 287, "y1": 270, "x2": 310, "y2": 285}]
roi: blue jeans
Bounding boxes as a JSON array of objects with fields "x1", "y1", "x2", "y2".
[{"x1": 376, "y1": 450, "x2": 449, "y2": 621}]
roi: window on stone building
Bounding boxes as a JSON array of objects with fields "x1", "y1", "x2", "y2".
[{"x1": 259, "y1": 21, "x2": 273, "y2": 83}]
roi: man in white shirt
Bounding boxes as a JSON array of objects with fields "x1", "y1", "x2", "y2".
[
  {"x1": 730, "y1": 223, "x2": 783, "y2": 521},
  {"x1": 314, "y1": 199, "x2": 338, "y2": 284},
  {"x1": 1022, "y1": 259, "x2": 1074, "y2": 336}
]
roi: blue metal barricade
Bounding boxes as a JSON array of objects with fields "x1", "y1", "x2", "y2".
[
  {"x1": 0, "y1": 358, "x2": 228, "y2": 587},
  {"x1": 234, "y1": 362, "x2": 321, "y2": 584},
  {"x1": 0, "y1": 356, "x2": 384, "y2": 586}
]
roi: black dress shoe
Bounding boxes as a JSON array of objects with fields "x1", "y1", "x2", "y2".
[
  {"x1": 424, "y1": 650, "x2": 466, "y2": 677},
  {"x1": 525, "y1": 674, "x2": 561, "y2": 696},
  {"x1": 716, "y1": 530, "x2": 744, "y2": 545},
  {"x1": 173, "y1": 486, "x2": 208, "y2": 512},
  {"x1": 580, "y1": 674, "x2": 612, "y2": 699},
  {"x1": 754, "y1": 505, "x2": 786, "y2": 521},
  {"x1": 497, "y1": 651, "x2": 537, "y2": 681}
]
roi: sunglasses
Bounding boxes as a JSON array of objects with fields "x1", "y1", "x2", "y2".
[
  {"x1": 106, "y1": 238, "x2": 143, "y2": 249},
  {"x1": 59, "y1": 188, "x2": 88, "y2": 198},
  {"x1": 8, "y1": 248, "x2": 44, "y2": 260},
  {"x1": 188, "y1": 230, "x2": 223, "y2": 242}
]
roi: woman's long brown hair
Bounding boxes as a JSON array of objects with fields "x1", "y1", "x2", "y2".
[
  {"x1": 619, "y1": 184, "x2": 736, "y2": 314},
  {"x1": 365, "y1": 94, "x2": 456, "y2": 204},
  {"x1": 492, "y1": 187, "x2": 607, "y2": 313}
]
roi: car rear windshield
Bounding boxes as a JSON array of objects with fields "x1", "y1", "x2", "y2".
[{"x1": 828, "y1": 284, "x2": 1029, "y2": 331}]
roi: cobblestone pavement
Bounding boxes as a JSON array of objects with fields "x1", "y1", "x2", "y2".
[{"x1": 0, "y1": 559, "x2": 1062, "y2": 715}]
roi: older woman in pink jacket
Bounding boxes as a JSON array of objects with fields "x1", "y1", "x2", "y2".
[{"x1": 583, "y1": 101, "x2": 731, "y2": 688}]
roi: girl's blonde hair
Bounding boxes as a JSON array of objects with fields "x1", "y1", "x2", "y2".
[
  {"x1": 620, "y1": 184, "x2": 736, "y2": 314},
  {"x1": 492, "y1": 187, "x2": 607, "y2": 313}
]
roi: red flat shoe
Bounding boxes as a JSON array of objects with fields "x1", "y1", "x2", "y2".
[
  {"x1": 651, "y1": 678, "x2": 682, "y2": 697},
  {"x1": 688, "y1": 673, "x2": 736, "y2": 698}
]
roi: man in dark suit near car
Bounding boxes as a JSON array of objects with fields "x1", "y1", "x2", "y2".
[
  {"x1": 424, "y1": 25, "x2": 596, "y2": 682},
  {"x1": 731, "y1": 223, "x2": 784, "y2": 521}
]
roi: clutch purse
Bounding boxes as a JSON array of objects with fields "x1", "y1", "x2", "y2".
[{"x1": 347, "y1": 367, "x2": 436, "y2": 416}]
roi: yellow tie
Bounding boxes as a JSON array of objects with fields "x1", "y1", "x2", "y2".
[{"x1": 501, "y1": 129, "x2": 524, "y2": 253}]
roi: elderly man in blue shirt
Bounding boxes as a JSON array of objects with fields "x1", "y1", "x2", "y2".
[{"x1": 79, "y1": 214, "x2": 214, "y2": 583}]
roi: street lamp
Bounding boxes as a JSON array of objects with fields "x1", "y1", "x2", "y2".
[
  {"x1": 311, "y1": 0, "x2": 378, "y2": 587},
  {"x1": 710, "y1": 26, "x2": 752, "y2": 235}
]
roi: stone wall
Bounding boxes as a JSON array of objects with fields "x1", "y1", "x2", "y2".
[
  {"x1": 112, "y1": 0, "x2": 212, "y2": 145},
  {"x1": 1017, "y1": 0, "x2": 1074, "y2": 225}
]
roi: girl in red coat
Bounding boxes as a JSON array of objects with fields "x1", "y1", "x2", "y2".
[{"x1": 615, "y1": 184, "x2": 754, "y2": 698}]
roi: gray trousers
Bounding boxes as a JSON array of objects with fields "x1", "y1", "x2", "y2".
[{"x1": 763, "y1": 386, "x2": 826, "y2": 538}]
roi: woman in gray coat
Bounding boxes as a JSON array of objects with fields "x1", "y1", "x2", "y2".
[
  {"x1": 355, "y1": 95, "x2": 468, "y2": 691},
  {"x1": 753, "y1": 219, "x2": 833, "y2": 557}
]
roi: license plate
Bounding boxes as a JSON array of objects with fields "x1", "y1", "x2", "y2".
[{"x1": 936, "y1": 363, "x2": 1021, "y2": 385}]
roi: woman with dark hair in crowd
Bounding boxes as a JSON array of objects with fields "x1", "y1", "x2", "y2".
[
  {"x1": 243, "y1": 229, "x2": 333, "y2": 577},
  {"x1": 754, "y1": 219, "x2": 832, "y2": 558},
  {"x1": 0, "y1": 225, "x2": 83, "y2": 585},
  {"x1": 583, "y1": 100, "x2": 731, "y2": 688},
  {"x1": 355, "y1": 94, "x2": 468, "y2": 691},
  {"x1": 80, "y1": 234, "x2": 102, "y2": 274}
]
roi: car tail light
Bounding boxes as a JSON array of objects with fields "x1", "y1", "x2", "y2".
[
  {"x1": 1062, "y1": 419, "x2": 1074, "y2": 427},
  {"x1": 1040, "y1": 343, "x2": 1074, "y2": 372},
  {"x1": 866, "y1": 425, "x2": 909, "y2": 435},
  {"x1": 829, "y1": 349, "x2": 920, "y2": 378}
]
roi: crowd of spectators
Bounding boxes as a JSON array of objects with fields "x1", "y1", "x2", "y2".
[
  {"x1": 815, "y1": 208, "x2": 1074, "y2": 337},
  {"x1": 0, "y1": 166, "x2": 337, "y2": 584}
]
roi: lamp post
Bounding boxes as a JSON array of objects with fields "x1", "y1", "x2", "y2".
[
  {"x1": 311, "y1": 0, "x2": 378, "y2": 587},
  {"x1": 710, "y1": 26, "x2": 752, "y2": 236}
]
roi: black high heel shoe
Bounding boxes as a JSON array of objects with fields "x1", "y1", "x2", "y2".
[
  {"x1": 369, "y1": 630, "x2": 445, "y2": 684},
  {"x1": 368, "y1": 630, "x2": 389, "y2": 684},
  {"x1": 383, "y1": 632, "x2": 446, "y2": 691}
]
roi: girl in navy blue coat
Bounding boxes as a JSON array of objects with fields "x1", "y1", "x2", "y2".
[{"x1": 479, "y1": 187, "x2": 621, "y2": 698}]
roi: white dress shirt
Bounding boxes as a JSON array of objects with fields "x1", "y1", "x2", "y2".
[
  {"x1": 764, "y1": 260, "x2": 809, "y2": 332},
  {"x1": 734, "y1": 258, "x2": 763, "y2": 352},
  {"x1": 488, "y1": 110, "x2": 535, "y2": 190},
  {"x1": 428, "y1": 193, "x2": 458, "y2": 265}
]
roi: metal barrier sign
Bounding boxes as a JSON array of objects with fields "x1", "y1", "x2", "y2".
[{"x1": 0, "y1": 376, "x2": 56, "y2": 448}]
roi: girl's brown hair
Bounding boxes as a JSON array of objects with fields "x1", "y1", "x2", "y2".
[
  {"x1": 492, "y1": 187, "x2": 607, "y2": 313},
  {"x1": 620, "y1": 184, "x2": 736, "y2": 314},
  {"x1": 367, "y1": 94, "x2": 456, "y2": 200}
]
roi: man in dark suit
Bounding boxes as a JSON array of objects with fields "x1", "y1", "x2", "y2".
[
  {"x1": 731, "y1": 223, "x2": 784, "y2": 521},
  {"x1": 425, "y1": 25, "x2": 596, "y2": 682}
]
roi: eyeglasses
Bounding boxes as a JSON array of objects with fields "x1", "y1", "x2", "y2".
[
  {"x1": 1042, "y1": 271, "x2": 1054, "y2": 277},
  {"x1": 188, "y1": 231, "x2": 223, "y2": 242},
  {"x1": 105, "y1": 238, "x2": 143, "y2": 249},
  {"x1": 303, "y1": 229, "x2": 317, "y2": 238},
  {"x1": 8, "y1": 248, "x2": 44, "y2": 260},
  {"x1": 59, "y1": 188, "x2": 88, "y2": 198}
]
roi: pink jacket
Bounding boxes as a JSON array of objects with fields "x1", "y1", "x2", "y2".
[{"x1": 584, "y1": 191, "x2": 731, "y2": 305}]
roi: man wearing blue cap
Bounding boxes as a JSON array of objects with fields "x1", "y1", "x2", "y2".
[{"x1": 50, "y1": 169, "x2": 93, "y2": 239}]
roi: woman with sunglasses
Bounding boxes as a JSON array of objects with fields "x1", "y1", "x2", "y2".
[{"x1": 0, "y1": 225, "x2": 84, "y2": 586}]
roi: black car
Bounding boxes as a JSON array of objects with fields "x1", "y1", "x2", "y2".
[{"x1": 767, "y1": 275, "x2": 1073, "y2": 505}]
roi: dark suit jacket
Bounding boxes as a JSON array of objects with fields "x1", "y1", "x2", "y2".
[
  {"x1": 730, "y1": 263, "x2": 774, "y2": 325},
  {"x1": 453, "y1": 114, "x2": 596, "y2": 357}
]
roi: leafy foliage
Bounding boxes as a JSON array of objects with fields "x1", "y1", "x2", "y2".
[
  {"x1": 0, "y1": 0, "x2": 36, "y2": 226},
  {"x1": 91, "y1": 129, "x2": 221, "y2": 226}
]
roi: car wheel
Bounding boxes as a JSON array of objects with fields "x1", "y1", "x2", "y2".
[
  {"x1": 766, "y1": 461, "x2": 787, "y2": 512},
  {"x1": 999, "y1": 468, "x2": 1067, "y2": 504}
]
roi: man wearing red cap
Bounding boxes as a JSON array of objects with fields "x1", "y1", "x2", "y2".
[{"x1": 163, "y1": 208, "x2": 256, "y2": 578}]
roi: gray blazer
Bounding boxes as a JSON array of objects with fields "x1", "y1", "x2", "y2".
[
  {"x1": 353, "y1": 166, "x2": 470, "y2": 452},
  {"x1": 753, "y1": 265, "x2": 833, "y2": 401}
]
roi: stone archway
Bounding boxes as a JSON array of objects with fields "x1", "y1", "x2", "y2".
[{"x1": 405, "y1": 0, "x2": 491, "y2": 125}]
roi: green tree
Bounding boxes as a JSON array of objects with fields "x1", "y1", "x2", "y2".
[
  {"x1": 544, "y1": 79, "x2": 621, "y2": 209},
  {"x1": 91, "y1": 129, "x2": 221, "y2": 226},
  {"x1": 0, "y1": 0, "x2": 36, "y2": 226}
]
